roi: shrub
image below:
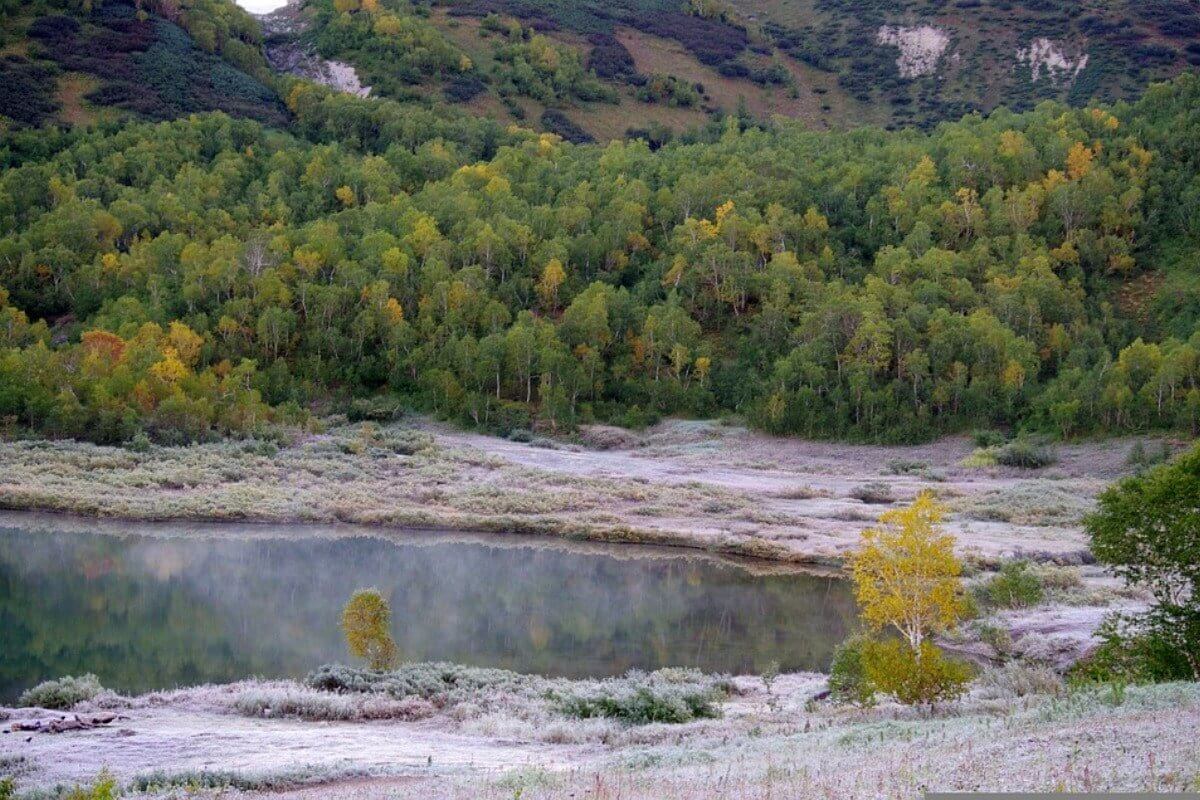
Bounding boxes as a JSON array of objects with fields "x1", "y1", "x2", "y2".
[
  {"x1": 862, "y1": 640, "x2": 972, "y2": 705},
  {"x1": 126, "y1": 430, "x2": 153, "y2": 453},
  {"x1": 850, "y1": 481, "x2": 895, "y2": 504},
  {"x1": 884, "y1": 458, "x2": 927, "y2": 475},
  {"x1": 994, "y1": 439, "x2": 1057, "y2": 469},
  {"x1": 828, "y1": 634, "x2": 876, "y2": 706},
  {"x1": 539, "y1": 109, "x2": 594, "y2": 144},
  {"x1": 346, "y1": 396, "x2": 403, "y2": 422},
  {"x1": 62, "y1": 771, "x2": 118, "y2": 800},
  {"x1": 234, "y1": 685, "x2": 435, "y2": 721},
  {"x1": 307, "y1": 662, "x2": 537, "y2": 703},
  {"x1": 1125, "y1": 440, "x2": 1171, "y2": 471},
  {"x1": 980, "y1": 561, "x2": 1044, "y2": 609},
  {"x1": 972, "y1": 428, "x2": 1007, "y2": 448},
  {"x1": 1088, "y1": 445, "x2": 1200, "y2": 678},
  {"x1": 341, "y1": 589, "x2": 398, "y2": 671},
  {"x1": 961, "y1": 448, "x2": 999, "y2": 468},
  {"x1": 550, "y1": 670, "x2": 726, "y2": 724},
  {"x1": 1069, "y1": 615, "x2": 1193, "y2": 685},
  {"x1": 18, "y1": 674, "x2": 104, "y2": 709},
  {"x1": 977, "y1": 660, "x2": 1064, "y2": 699},
  {"x1": 306, "y1": 663, "x2": 726, "y2": 725},
  {"x1": 507, "y1": 427, "x2": 534, "y2": 442}
]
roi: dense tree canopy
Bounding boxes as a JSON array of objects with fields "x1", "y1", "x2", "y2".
[{"x1": 1, "y1": 40, "x2": 1200, "y2": 443}]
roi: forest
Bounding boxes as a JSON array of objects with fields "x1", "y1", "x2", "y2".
[{"x1": 1, "y1": 1, "x2": 1200, "y2": 445}]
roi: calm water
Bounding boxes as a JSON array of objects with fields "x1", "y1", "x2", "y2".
[{"x1": 0, "y1": 524, "x2": 856, "y2": 702}]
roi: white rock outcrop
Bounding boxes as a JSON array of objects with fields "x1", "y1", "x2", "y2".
[
  {"x1": 877, "y1": 25, "x2": 950, "y2": 78},
  {"x1": 1016, "y1": 38, "x2": 1089, "y2": 84}
]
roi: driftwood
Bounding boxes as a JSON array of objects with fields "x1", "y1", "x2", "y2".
[{"x1": 7, "y1": 711, "x2": 124, "y2": 734}]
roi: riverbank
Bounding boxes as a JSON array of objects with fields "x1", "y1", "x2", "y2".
[
  {"x1": 3, "y1": 668, "x2": 1197, "y2": 798},
  {"x1": 0, "y1": 418, "x2": 1169, "y2": 565}
]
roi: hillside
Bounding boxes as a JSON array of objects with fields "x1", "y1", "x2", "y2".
[
  {"x1": 0, "y1": 0, "x2": 286, "y2": 129},
  {"x1": 0, "y1": 0, "x2": 1198, "y2": 448},
  {"x1": 258, "y1": 0, "x2": 1200, "y2": 142}
]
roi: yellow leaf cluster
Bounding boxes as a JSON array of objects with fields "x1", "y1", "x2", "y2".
[{"x1": 850, "y1": 492, "x2": 965, "y2": 649}]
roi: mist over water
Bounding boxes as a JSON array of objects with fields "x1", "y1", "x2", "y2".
[{"x1": 0, "y1": 526, "x2": 856, "y2": 701}]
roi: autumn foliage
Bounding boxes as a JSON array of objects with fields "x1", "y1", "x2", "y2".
[
  {"x1": 845, "y1": 493, "x2": 972, "y2": 704},
  {"x1": 341, "y1": 588, "x2": 398, "y2": 672}
]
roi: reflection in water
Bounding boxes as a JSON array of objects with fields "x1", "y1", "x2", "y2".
[{"x1": 0, "y1": 526, "x2": 856, "y2": 701}]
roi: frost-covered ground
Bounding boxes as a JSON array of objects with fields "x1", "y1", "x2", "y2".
[
  {"x1": 3, "y1": 676, "x2": 1197, "y2": 798},
  {"x1": 0, "y1": 420, "x2": 1184, "y2": 797},
  {"x1": 0, "y1": 418, "x2": 1175, "y2": 565}
]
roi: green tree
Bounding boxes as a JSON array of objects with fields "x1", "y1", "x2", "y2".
[{"x1": 1087, "y1": 445, "x2": 1200, "y2": 678}]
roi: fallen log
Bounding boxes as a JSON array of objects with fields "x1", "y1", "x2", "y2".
[{"x1": 8, "y1": 711, "x2": 123, "y2": 734}]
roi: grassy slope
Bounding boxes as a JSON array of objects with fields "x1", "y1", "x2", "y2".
[
  {"x1": 0, "y1": 0, "x2": 286, "y2": 130},
  {"x1": 336, "y1": 0, "x2": 1200, "y2": 141}
]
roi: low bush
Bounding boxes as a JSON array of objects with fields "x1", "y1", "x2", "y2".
[
  {"x1": 828, "y1": 634, "x2": 876, "y2": 706},
  {"x1": 306, "y1": 662, "x2": 727, "y2": 725},
  {"x1": 18, "y1": 674, "x2": 104, "y2": 709},
  {"x1": 1069, "y1": 615, "x2": 1193, "y2": 685},
  {"x1": 346, "y1": 396, "x2": 403, "y2": 423},
  {"x1": 965, "y1": 482, "x2": 1090, "y2": 526},
  {"x1": 994, "y1": 439, "x2": 1057, "y2": 469},
  {"x1": 979, "y1": 561, "x2": 1045, "y2": 609},
  {"x1": 550, "y1": 669, "x2": 727, "y2": 724},
  {"x1": 883, "y1": 458, "x2": 928, "y2": 475},
  {"x1": 61, "y1": 771, "x2": 118, "y2": 800},
  {"x1": 976, "y1": 660, "x2": 1064, "y2": 699},
  {"x1": 307, "y1": 662, "x2": 537, "y2": 705},
  {"x1": 234, "y1": 685, "x2": 435, "y2": 721},
  {"x1": 862, "y1": 640, "x2": 972, "y2": 706},
  {"x1": 972, "y1": 428, "x2": 1007, "y2": 448},
  {"x1": 850, "y1": 481, "x2": 895, "y2": 504},
  {"x1": 1125, "y1": 440, "x2": 1171, "y2": 471},
  {"x1": 539, "y1": 108, "x2": 594, "y2": 144}
]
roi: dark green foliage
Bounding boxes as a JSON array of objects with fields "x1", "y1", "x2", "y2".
[
  {"x1": 980, "y1": 561, "x2": 1044, "y2": 609},
  {"x1": 0, "y1": 24, "x2": 1199, "y2": 446},
  {"x1": 25, "y1": 0, "x2": 286, "y2": 127},
  {"x1": 0, "y1": 55, "x2": 61, "y2": 126},
  {"x1": 1069, "y1": 614, "x2": 1194, "y2": 685},
  {"x1": 993, "y1": 440, "x2": 1057, "y2": 469},
  {"x1": 346, "y1": 396, "x2": 404, "y2": 422},
  {"x1": 539, "y1": 107, "x2": 593, "y2": 142},
  {"x1": 449, "y1": 0, "x2": 748, "y2": 68},
  {"x1": 828, "y1": 634, "x2": 875, "y2": 706},
  {"x1": 550, "y1": 669, "x2": 727, "y2": 723},
  {"x1": 444, "y1": 73, "x2": 487, "y2": 103},
  {"x1": 972, "y1": 429, "x2": 1007, "y2": 448},
  {"x1": 1087, "y1": 444, "x2": 1200, "y2": 678},
  {"x1": 308, "y1": 662, "x2": 727, "y2": 724},
  {"x1": 18, "y1": 673, "x2": 103, "y2": 709},
  {"x1": 585, "y1": 33, "x2": 637, "y2": 82}
]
